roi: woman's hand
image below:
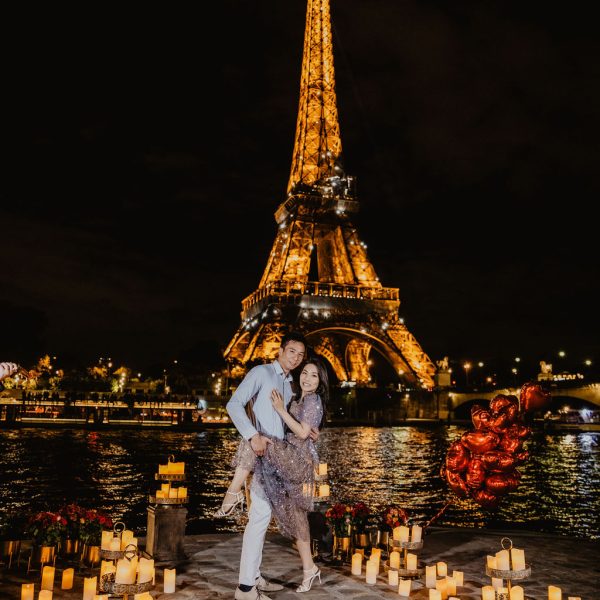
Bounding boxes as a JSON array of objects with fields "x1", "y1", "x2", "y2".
[{"x1": 271, "y1": 389, "x2": 285, "y2": 413}]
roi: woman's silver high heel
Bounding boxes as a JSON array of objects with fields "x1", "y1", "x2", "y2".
[
  {"x1": 213, "y1": 490, "x2": 245, "y2": 518},
  {"x1": 296, "y1": 565, "x2": 321, "y2": 593}
]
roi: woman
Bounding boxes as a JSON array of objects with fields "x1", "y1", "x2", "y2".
[{"x1": 214, "y1": 356, "x2": 328, "y2": 593}]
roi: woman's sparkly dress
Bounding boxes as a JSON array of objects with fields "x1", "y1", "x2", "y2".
[{"x1": 231, "y1": 393, "x2": 323, "y2": 542}]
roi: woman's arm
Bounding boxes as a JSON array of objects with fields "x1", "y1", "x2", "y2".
[{"x1": 271, "y1": 390, "x2": 312, "y2": 439}]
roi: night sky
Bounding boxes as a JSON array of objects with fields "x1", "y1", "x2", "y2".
[{"x1": 2, "y1": 2, "x2": 598, "y2": 375}]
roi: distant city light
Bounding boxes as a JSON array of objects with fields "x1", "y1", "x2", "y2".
[{"x1": 559, "y1": 351, "x2": 566, "y2": 357}]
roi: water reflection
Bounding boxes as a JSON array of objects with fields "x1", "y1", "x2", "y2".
[{"x1": 0, "y1": 426, "x2": 597, "y2": 539}]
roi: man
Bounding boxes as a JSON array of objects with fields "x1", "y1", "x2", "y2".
[{"x1": 226, "y1": 331, "x2": 315, "y2": 600}]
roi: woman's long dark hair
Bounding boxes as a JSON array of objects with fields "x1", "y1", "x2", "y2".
[{"x1": 301, "y1": 356, "x2": 329, "y2": 429}]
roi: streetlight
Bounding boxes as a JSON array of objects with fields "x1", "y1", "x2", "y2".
[
  {"x1": 511, "y1": 367, "x2": 518, "y2": 387},
  {"x1": 463, "y1": 362, "x2": 471, "y2": 387}
]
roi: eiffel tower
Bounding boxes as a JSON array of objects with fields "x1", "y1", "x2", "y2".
[{"x1": 224, "y1": 0, "x2": 436, "y2": 389}]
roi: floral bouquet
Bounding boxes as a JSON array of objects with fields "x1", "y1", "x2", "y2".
[
  {"x1": 26, "y1": 511, "x2": 67, "y2": 547},
  {"x1": 58, "y1": 502, "x2": 83, "y2": 541},
  {"x1": 379, "y1": 504, "x2": 409, "y2": 532},
  {"x1": 350, "y1": 501, "x2": 372, "y2": 533},
  {"x1": 77, "y1": 507, "x2": 113, "y2": 546},
  {"x1": 325, "y1": 502, "x2": 353, "y2": 537}
]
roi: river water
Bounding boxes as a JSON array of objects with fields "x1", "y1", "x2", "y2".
[{"x1": 0, "y1": 425, "x2": 598, "y2": 539}]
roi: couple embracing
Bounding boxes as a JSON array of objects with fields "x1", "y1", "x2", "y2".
[{"x1": 219, "y1": 331, "x2": 328, "y2": 599}]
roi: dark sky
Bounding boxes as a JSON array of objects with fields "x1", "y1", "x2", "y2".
[{"x1": 2, "y1": 1, "x2": 599, "y2": 373}]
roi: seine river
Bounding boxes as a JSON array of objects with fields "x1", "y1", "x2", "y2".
[{"x1": 0, "y1": 425, "x2": 598, "y2": 540}]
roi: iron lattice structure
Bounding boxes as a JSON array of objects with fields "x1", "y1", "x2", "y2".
[{"x1": 224, "y1": 0, "x2": 436, "y2": 389}]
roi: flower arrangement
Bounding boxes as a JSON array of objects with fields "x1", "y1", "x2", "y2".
[
  {"x1": 26, "y1": 511, "x2": 67, "y2": 547},
  {"x1": 325, "y1": 502, "x2": 353, "y2": 537},
  {"x1": 77, "y1": 507, "x2": 113, "y2": 546},
  {"x1": 350, "y1": 501, "x2": 372, "y2": 533},
  {"x1": 58, "y1": 502, "x2": 83, "y2": 540},
  {"x1": 379, "y1": 504, "x2": 410, "y2": 532}
]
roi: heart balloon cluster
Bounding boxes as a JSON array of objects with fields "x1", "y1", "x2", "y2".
[{"x1": 441, "y1": 382, "x2": 550, "y2": 509}]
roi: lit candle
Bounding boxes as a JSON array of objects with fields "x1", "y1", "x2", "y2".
[
  {"x1": 429, "y1": 590, "x2": 441, "y2": 600},
  {"x1": 567, "y1": 597, "x2": 582, "y2": 600},
  {"x1": 389, "y1": 569, "x2": 399, "y2": 586},
  {"x1": 21, "y1": 584, "x2": 34, "y2": 600},
  {"x1": 138, "y1": 557, "x2": 154, "y2": 583},
  {"x1": 452, "y1": 570, "x2": 463, "y2": 586},
  {"x1": 109, "y1": 537, "x2": 121, "y2": 552},
  {"x1": 370, "y1": 547, "x2": 381, "y2": 562},
  {"x1": 61, "y1": 568, "x2": 74, "y2": 590},
  {"x1": 156, "y1": 490, "x2": 164, "y2": 499},
  {"x1": 319, "y1": 484, "x2": 330, "y2": 497},
  {"x1": 393, "y1": 526, "x2": 402, "y2": 541},
  {"x1": 436, "y1": 562, "x2": 447, "y2": 577},
  {"x1": 164, "y1": 568, "x2": 176, "y2": 593},
  {"x1": 509, "y1": 586, "x2": 524, "y2": 600},
  {"x1": 486, "y1": 555, "x2": 497, "y2": 569},
  {"x1": 83, "y1": 577, "x2": 97, "y2": 600},
  {"x1": 406, "y1": 553, "x2": 417, "y2": 570},
  {"x1": 492, "y1": 577, "x2": 504, "y2": 589},
  {"x1": 133, "y1": 594, "x2": 152, "y2": 600},
  {"x1": 389, "y1": 551, "x2": 400, "y2": 570},
  {"x1": 399, "y1": 526, "x2": 410, "y2": 543},
  {"x1": 121, "y1": 530, "x2": 134, "y2": 550},
  {"x1": 177, "y1": 487, "x2": 188, "y2": 499},
  {"x1": 318, "y1": 463, "x2": 327, "y2": 476},
  {"x1": 365, "y1": 561, "x2": 377, "y2": 585},
  {"x1": 511, "y1": 547, "x2": 525, "y2": 571},
  {"x1": 101, "y1": 531, "x2": 113, "y2": 550},
  {"x1": 100, "y1": 561, "x2": 116, "y2": 579},
  {"x1": 411, "y1": 524, "x2": 422, "y2": 543},
  {"x1": 445, "y1": 576, "x2": 456, "y2": 596},
  {"x1": 161, "y1": 483, "x2": 170, "y2": 495},
  {"x1": 93, "y1": 595, "x2": 109, "y2": 600},
  {"x1": 495, "y1": 549, "x2": 510, "y2": 571},
  {"x1": 435, "y1": 577, "x2": 447, "y2": 600},
  {"x1": 398, "y1": 578, "x2": 411, "y2": 597},
  {"x1": 158, "y1": 463, "x2": 168, "y2": 474},
  {"x1": 481, "y1": 586, "x2": 495, "y2": 600},
  {"x1": 351, "y1": 552, "x2": 362, "y2": 576},
  {"x1": 498, "y1": 588, "x2": 509, "y2": 598},
  {"x1": 548, "y1": 586, "x2": 562, "y2": 600},
  {"x1": 426, "y1": 565, "x2": 437, "y2": 588},
  {"x1": 129, "y1": 537, "x2": 138, "y2": 548},
  {"x1": 115, "y1": 559, "x2": 135, "y2": 584},
  {"x1": 168, "y1": 488, "x2": 178, "y2": 499},
  {"x1": 39, "y1": 591, "x2": 52, "y2": 600},
  {"x1": 41, "y1": 566, "x2": 55, "y2": 591}
]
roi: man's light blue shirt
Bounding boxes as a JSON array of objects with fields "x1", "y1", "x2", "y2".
[{"x1": 226, "y1": 360, "x2": 294, "y2": 441}]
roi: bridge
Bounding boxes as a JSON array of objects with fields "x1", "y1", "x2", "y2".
[{"x1": 447, "y1": 382, "x2": 600, "y2": 417}]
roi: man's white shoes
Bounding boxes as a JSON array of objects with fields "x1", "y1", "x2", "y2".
[
  {"x1": 256, "y1": 576, "x2": 284, "y2": 592},
  {"x1": 234, "y1": 586, "x2": 272, "y2": 600}
]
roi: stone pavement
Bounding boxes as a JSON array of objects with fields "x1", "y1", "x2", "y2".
[{"x1": 1, "y1": 528, "x2": 598, "y2": 599}]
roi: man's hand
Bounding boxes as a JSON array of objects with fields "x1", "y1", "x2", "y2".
[
  {"x1": 249, "y1": 433, "x2": 273, "y2": 457},
  {"x1": 271, "y1": 389, "x2": 285, "y2": 413},
  {"x1": 308, "y1": 427, "x2": 319, "y2": 442}
]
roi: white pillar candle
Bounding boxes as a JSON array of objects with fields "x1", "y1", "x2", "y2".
[
  {"x1": 548, "y1": 586, "x2": 562, "y2": 600},
  {"x1": 482, "y1": 586, "x2": 495, "y2": 600},
  {"x1": 393, "y1": 526, "x2": 402, "y2": 541},
  {"x1": 129, "y1": 537, "x2": 138, "y2": 548},
  {"x1": 41, "y1": 566, "x2": 55, "y2": 591},
  {"x1": 486, "y1": 555, "x2": 497, "y2": 569},
  {"x1": 495, "y1": 549, "x2": 510, "y2": 571},
  {"x1": 109, "y1": 537, "x2": 121, "y2": 551},
  {"x1": 158, "y1": 464, "x2": 168, "y2": 474},
  {"x1": 168, "y1": 488, "x2": 178, "y2": 498},
  {"x1": 389, "y1": 569, "x2": 399, "y2": 586},
  {"x1": 93, "y1": 596, "x2": 109, "y2": 600},
  {"x1": 511, "y1": 547, "x2": 525, "y2": 570},
  {"x1": 398, "y1": 578, "x2": 411, "y2": 597},
  {"x1": 492, "y1": 577, "x2": 504, "y2": 589},
  {"x1": 161, "y1": 483, "x2": 170, "y2": 495},
  {"x1": 399, "y1": 526, "x2": 410, "y2": 542},
  {"x1": 61, "y1": 568, "x2": 74, "y2": 590},
  {"x1": 318, "y1": 462, "x2": 327, "y2": 476},
  {"x1": 115, "y1": 559, "x2": 135, "y2": 584},
  {"x1": 435, "y1": 577, "x2": 448, "y2": 600},
  {"x1": 319, "y1": 484, "x2": 330, "y2": 497},
  {"x1": 101, "y1": 531, "x2": 113, "y2": 550},
  {"x1": 164, "y1": 568, "x2": 176, "y2": 593},
  {"x1": 426, "y1": 565, "x2": 437, "y2": 588},
  {"x1": 38, "y1": 591, "x2": 52, "y2": 600},
  {"x1": 567, "y1": 597, "x2": 582, "y2": 600},
  {"x1": 509, "y1": 586, "x2": 524, "y2": 600},
  {"x1": 138, "y1": 557, "x2": 154, "y2": 583},
  {"x1": 429, "y1": 590, "x2": 441, "y2": 600},
  {"x1": 445, "y1": 576, "x2": 456, "y2": 596},
  {"x1": 411, "y1": 524, "x2": 422, "y2": 543},
  {"x1": 370, "y1": 548, "x2": 381, "y2": 562},
  {"x1": 406, "y1": 553, "x2": 417, "y2": 570},
  {"x1": 133, "y1": 594, "x2": 152, "y2": 600},
  {"x1": 436, "y1": 561, "x2": 447, "y2": 577},
  {"x1": 120, "y1": 530, "x2": 134, "y2": 550},
  {"x1": 452, "y1": 570, "x2": 463, "y2": 586},
  {"x1": 178, "y1": 487, "x2": 188, "y2": 498},
  {"x1": 22, "y1": 584, "x2": 35, "y2": 600},
  {"x1": 100, "y1": 561, "x2": 116, "y2": 579},
  {"x1": 351, "y1": 552, "x2": 362, "y2": 576},
  {"x1": 365, "y1": 561, "x2": 377, "y2": 585},
  {"x1": 83, "y1": 576, "x2": 97, "y2": 600},
  {"x1": 498, "y1": 588, "x2": 509, "y2": 598},
  {"x1": 389, "y1": 551, "x2": 400, "y2": 570}
]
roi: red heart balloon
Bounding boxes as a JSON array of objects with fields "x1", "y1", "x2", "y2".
[
  {"x1": 472, "y1": 488, "x2": 501, "y2": 509},
  {"x1": 506, "y1": 423, "x2": 531, "y2": 440},
  {"x1": 485, "y1": 473, "x2": 516, "y2": 495},
  {"x1": 445, "y1": 469, "x2": 469, "y2": 498},
  {"x1": 489, "y1": 394, "x2": 518, "y2": 414},
  {"x1": 500, "y1": 403, "x2": 520, "y2": 425},
  {"x1": 488, "y1": 411, "x2": 511, "y2": 434},
  {"x1": 520, "y1": 382, "x2": 551, "y2": 413},
  {"x1": 499, "y1": 434, "x2": 523, "y2": 454},
  {"x1": 515, "y1": 450, "x2": 529, "y2": 463},
  {"x1": 471, "y1": 405, "x2": 492, "y2": 430},
  {"x1": 481, "y1": 450, "x2": 517, "y2": 472},
  {"x1": 462, "y1": 431, "x2": 500, "y2": 455},
  {"x1": 466, "y1": 458, "x2": 487, "y2": 489},
  {"x1": 446, "y1": 441, "x2": 471, "y2": 472}
]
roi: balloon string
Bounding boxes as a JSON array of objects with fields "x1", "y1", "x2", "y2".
[{"x1": 422, "y1": 498, "x2": 454, "y2": 529}]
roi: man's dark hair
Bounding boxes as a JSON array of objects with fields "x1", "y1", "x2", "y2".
[{"x1": 280, "y1": 330, "x2": 307, "y2": 349}]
